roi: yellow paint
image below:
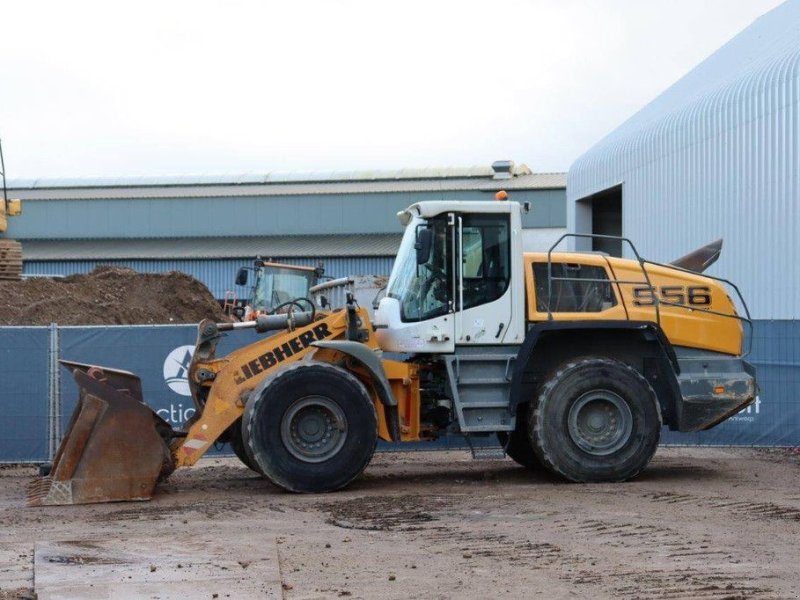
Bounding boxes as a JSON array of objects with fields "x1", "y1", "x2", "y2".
[
  {"x1": 524, "y1": 252, "x2": 743, "y2": 356},
  {"x1": 174, "y1": 309, "x2": 358, "y2": 466},
  {"x1": 383, "y1": 360, "x2": 420, "y2": 442}
]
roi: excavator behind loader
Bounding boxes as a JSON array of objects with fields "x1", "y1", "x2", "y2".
[
  {"x1": 231, "y1": 259, "x2": 323, "y2": 320},
  {"x1": 29, "y1": 196, "x2": 757, "y2": 506}
]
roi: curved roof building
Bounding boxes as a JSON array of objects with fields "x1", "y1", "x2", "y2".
[{"x1": 568, "y1": 0, "x2": 800, "y2": 320}]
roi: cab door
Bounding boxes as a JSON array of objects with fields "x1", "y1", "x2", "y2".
[{"x1": 455, "y1": 213, "x2": 515, "y2": 345}]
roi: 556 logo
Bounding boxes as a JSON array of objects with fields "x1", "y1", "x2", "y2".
[{"x1": 632, "y1": 285, "x2": 711, "y2": 307}]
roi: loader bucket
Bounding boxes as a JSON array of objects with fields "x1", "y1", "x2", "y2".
[{"x1": 27, "y1": 361, "x2": 175, "y2": 506}]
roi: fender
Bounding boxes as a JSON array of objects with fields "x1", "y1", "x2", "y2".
[
  {"x1": 312, "y1": 340, "x2": 401, "y2": 442},
  {"x1": 508, "y1": 320, "x2": 682, "y2": 422}
]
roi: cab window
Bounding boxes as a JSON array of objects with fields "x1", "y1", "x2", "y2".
[
  {"x1": 461, "y1": 214, "x2": 510, "y2": 310},
  {"x1": 533, "y1": 263, "x2": 616, "y2": 313},
  {"x1": 394, "y1": 216, "x2": 452, "y2": 322}
]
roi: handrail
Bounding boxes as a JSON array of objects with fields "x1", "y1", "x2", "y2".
[
  {"x1": 544, "y1": 234, "x2": 753, "y2": 357},
  {"x1": 546, "y1": 233, "x2": 661, "y2": 328}
]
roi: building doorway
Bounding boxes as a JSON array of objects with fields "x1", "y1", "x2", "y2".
[{"x1": 574, "y1": 185, "x2": 622, "y2": 257}]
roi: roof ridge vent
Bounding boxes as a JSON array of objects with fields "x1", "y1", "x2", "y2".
[{"x1": 491, "y1": 160, "x2": 515, "y2": 180}]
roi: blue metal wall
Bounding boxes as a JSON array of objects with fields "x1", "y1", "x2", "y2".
[
  {"x1": 10, "y1": 189, "x2": 566, "y2": 240},
  {"x1": 23, "y1": 256, "x2": 396, "y2": 299}
]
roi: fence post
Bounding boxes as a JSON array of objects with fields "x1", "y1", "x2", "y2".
[{"x1": 47, "y1": 322, "x2": 60, "y2": 461}]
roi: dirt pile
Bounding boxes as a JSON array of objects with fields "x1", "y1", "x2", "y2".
[{"x1": 0, "y1": 266, "x2": 228, "y2": 325}]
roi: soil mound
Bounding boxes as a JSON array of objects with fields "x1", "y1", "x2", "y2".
[{"x1": 0, "y1": 266, "x2": 228, "y2": 325}]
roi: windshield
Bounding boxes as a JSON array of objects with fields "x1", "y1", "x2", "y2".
[
  {"x1": 252, "y1": 266, "x2": 315, "y2": 313},
  {"x1": 386, "y1": 215, "x2": 451, "y2": 322}
]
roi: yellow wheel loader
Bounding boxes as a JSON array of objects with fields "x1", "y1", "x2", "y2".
[{"x1": 28, "y1": 196, "x2": 757, "y2": 506}]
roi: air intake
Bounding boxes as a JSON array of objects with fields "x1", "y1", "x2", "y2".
[{"x1": 491, "y1": 160, "x2": 514, "y2": 180}]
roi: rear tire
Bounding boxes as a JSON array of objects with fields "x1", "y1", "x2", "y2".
[
  {"x1": 242, "y1": 362, "x2": 378, "y2": 493},
  {"x1": 497, "y1": 404, "x2": 544, "y2": 471},
  {"x1": 530, "y1": 357, "x2": 661, "y2": 483}
]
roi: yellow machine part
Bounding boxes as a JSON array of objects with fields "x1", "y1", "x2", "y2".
[
  {"x1": 177, "y1": 307, "x2": 422, "y2": 465},
  {"x1": 608, "y1": 258, "x2": 742, "y2": 355},
  {"x1": 319, "y1": 351, "x2": 421, "y2": 442},
  {"x1": 523, "y1": 252, "x2": 743, "y2": 356},
  {"x1": 177, "y1": 310, "x2": 353, "y2": 465}
]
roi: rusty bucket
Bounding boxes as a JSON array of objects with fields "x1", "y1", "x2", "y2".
[{"x1": 27, "y1": 361, "x2": 175, "y2": 506}]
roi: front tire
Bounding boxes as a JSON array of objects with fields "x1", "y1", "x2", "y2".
[
  {"x1": 227, "y1": 418, "x2": 263, "y2": 474},
  {"x1": 530, "y1": 357, "x2": 661, "y2": 482},
  {"x1": 242, "y1": 362, "x2": 378, "y2": 493}
]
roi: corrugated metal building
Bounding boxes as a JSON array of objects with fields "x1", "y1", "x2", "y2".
[
  {"x1": 8, "y1": 163, "x2": 566, "y2": 298},
  {"x1": 567, "y1": 0, "x2": 800, "y2": 444}
]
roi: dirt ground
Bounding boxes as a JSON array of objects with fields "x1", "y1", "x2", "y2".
[
  {"x1": 1, "y1": 447, "x2": 799, "y2": 599},
  {"x1": 0, "y1": 267, "x2": 228, "y2": 325}
]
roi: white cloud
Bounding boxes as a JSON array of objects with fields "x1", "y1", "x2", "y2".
[{"x1": 0, "y1": 0, "x2": 785, "y2": 178}]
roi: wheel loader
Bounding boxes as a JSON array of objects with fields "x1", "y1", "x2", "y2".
[{"x1": 28, "y1": 195, "x2": 757, "y2": 506}]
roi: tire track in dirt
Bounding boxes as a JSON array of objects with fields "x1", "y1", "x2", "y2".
[
  {"x1": 318, "y1": 494, "x2": 781, "y2": 600},
  {"x1": 644, "y1": 491, "x2": 800, "y2": 522},
  {"x1": 609, "y1": 569, "x2": 774, "y2": 600},
  {"x1": 426, "y1": 530, "x2": 568, "y2": 566},
  {"x1": 319, "y1": 494, "x2": 581, "y2": 569},
  {"x1": 552, "y1": 517, "x2": 776, "y2": 599}
]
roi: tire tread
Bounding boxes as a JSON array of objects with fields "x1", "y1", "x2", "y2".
[{"x1": 530, "y1": 357, "x2": 662, "y2": 483}]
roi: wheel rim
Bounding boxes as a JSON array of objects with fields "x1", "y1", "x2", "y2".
[
  {"x1": 567, "y1": 390, "x2": 633, "y2": 456},
  {"x1": 280, "y1": 396, "x2": 347, "y2": 463}
]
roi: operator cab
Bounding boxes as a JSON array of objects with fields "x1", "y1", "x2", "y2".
[{"x1": 374, "y1": 199, "x2": 526, "y2": 352}]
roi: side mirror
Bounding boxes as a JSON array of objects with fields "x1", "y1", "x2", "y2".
[
  {"x1": 415, "y1": 227, "x2": 433, "y2": 265},
  {"x1": 372, "y1": 286, "x2": 387, "y2": 310},
  {"x1": 235, "y1": 268, "x2": 248, "y2": 286}
]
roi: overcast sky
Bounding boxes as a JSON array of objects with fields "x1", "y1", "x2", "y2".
[{"x1": 0, "y1": 0, "x2": 785, "y2": 179}]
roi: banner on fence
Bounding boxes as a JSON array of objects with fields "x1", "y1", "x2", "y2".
[
  {"x1": 0, "y1": 320, "x2": 798, "y2": 462},
  {"x1": 0, "y1": 327, "x2": 51, "y2": 462}
]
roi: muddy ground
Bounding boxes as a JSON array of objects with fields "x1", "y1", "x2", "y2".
[
  {"x1": 0, "y1": 267, "x2": 228, "y2": 325},
  {"x1": 1, "y1": 448, "x2": 799, "y2": 599}
]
